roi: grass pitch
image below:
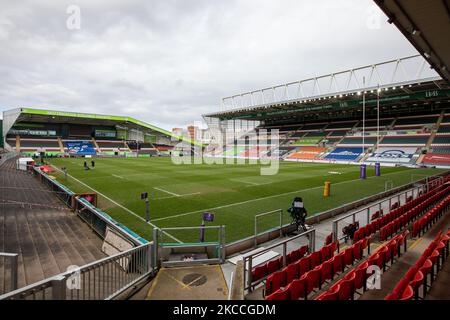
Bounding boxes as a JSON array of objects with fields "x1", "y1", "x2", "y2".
[{"x1": 48, "y1": 157, "x2": 446, "y2": 243}]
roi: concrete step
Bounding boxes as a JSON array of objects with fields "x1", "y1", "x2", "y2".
[
  {"x1": 32, "y1": 209, "x2": 74, "y2": 273},
  {"x1": 24, "y1": 210, "x2": 62, "y2": 277},
  {"x1": 41, "y1": 211, "x2": 87, "y2": 268},
  {"x1": 4, "y1": 207, "x2": 27, "y2": 290},
  {"x1": 15, "y1": 208, "x2": 46, "y2": 286}
]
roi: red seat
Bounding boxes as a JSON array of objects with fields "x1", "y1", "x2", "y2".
[
  {"x1": 299, "y1": 245, "x2": 309, "y2": 257},
  {"x1": 378, "y1": 246, "x2": 389, "y2": 270},
  {"x1": 289, "y1": 251, "x2": 299, "y2": 265},
  {"x1": 409, "y1": 270, "x2": 424, "y2": 298},
  {"x1": 266, "y1": 259, "x2": 279, "y2": 274},
  {"x1": 305, "y1": 268, "x2": 321, "y2": 294},
  {"x1": 265, "y1": 270, "x2": 286, "y2": 295},
  {"x1": 251, "y1": 264, "x2": 267, "y2": 282},
  {"x1": 361, "y1": 237, "x2": 369, "y2": 252},
  {"x1": 368, "y1": 253, "x2": 383, "y2": 269},
  {"x1": 419, "y1": 258, "x2": 433, "y2": 294},
  {"x1": 330, "y1": 241, "x2": 338, "y2": 254},
  {"x1": 343, "y1": 247, "x2": 354, "y2": 266},
  {"x1": 384, "y1": 292, "x2": 399, "y2": 300},
  {"x1": 428, "y1": 250, "x2": 440, "y2": 265},
  {"x1": 320, "y1": 245, "x2": 331, "y2": 262},
  {"x1": 310, "y1": 251, "x2": 322, "y2": 269},
  {"x1": 332, "y1": 252, "x2": 345, "y2": 274},
  {"x1": 320, "y1": 259, "x2": 334, "y2": 282},
  {"x1": 283, "y1": 263, "x2": 299, "y2": 284},
  {"x1": 316, "y1": 285, "x2": 339, "y2": 300},
  {"x1": 325, "y1": 233, "x2": 333, "y2": 246},
  {"x1": 354, "y1": 261, "x2": 369, "y2": 291},
  {"x1": 392, "y1": 277, "x2": 410, "y2": 296},
  {"x1": 400, "y1": 285, "x2": 414, "y2": 300},
  {"x1": 338, "y1": 271, "x2": 356, "y2": 300},
  {"x1": 296, "y1": 256, "x2": 311, "y2": 276},
  {"x1": 286, "y1": 277, "x2": 307, "y2": 300},
  {"x1": 353, "y1": 240, "x2": 362, "y2": 260},
  {"x1": 265, "y1": 288, "x2": 289, "y2": 300},
  {"x1": 380, "y1": 226, "x2": 387, "y2": 241}
]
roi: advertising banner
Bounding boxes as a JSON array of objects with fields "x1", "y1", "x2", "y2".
[
  {"x1": 366, "y1": 147, "x2": 417, "y2": 163},
  {"x1": 323, "y1": 147, "x2": 365, "y2": 161},
  {"x1": 422, "y1": 153, "x2": 450, "y2": 165},
  {"x1": 65, "y1": 141, "x2": 96, "y2": 155}
]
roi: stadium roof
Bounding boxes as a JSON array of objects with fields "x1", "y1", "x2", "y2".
[
  {"x1": 204, "y1": 55, "x2": 449, "y2": 123},
  {"x1": 374, "y1": 0, "x2": 450, "y2": 83},
  {"x1": 5, "y1": 107, "x2": 203, "y2": 146}
]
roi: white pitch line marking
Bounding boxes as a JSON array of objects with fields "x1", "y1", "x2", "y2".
[
  {"x1": 154, "y1": 187, "x2": 180, "y2": 197},
  {"x1": 229, "y1": 178, "x2": 268, "y2": 186},
  {"x1": 151, "y1": 170, "x2": 415, "y2": 222},
  {"x1": 112, "y1": 174, "x2": 124, "y2": 179},
  {"x1": 153, "y1": 187, "x2": 200, "y2": 198},
  {"x1": 49, "y1": 164, "x2": 182, "y2": 243}
]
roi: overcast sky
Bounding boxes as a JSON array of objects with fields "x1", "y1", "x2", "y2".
[{"x1": 0, "y1": 0, "x2": 419, "y2": 130}]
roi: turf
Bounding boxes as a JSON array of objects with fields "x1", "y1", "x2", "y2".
[{"x1": 47, "y1": 157, "x2": 447, "y2": 243}]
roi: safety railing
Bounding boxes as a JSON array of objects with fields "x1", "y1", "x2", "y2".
[
  {"x1": 331, "y1": 177, "x2": 439, "y2": 243},
  {"x1": 254, "y1": 209, "x2": 284, "y2": 248},
  {"x1": 153, "y1": 226, "x2": 226, "y2": 268},
  {"x1": 32, "y1": 166, "x2": 147, "y2": 246},
  {"x1": 32, "y1": 167, "x2": 74, "y2": 207},
  {"x1": 0, "y1": 253, "x2": 18, "y2": 295},
  {"x1": 243, "y1": 228, "x2": 315, "y2": 292},
  {"x1": 0, "y1": 243, "x2": 153, "y2": 300},
  {"x1": 75, "y1": 197, "x2": 147, "y2": 246}
]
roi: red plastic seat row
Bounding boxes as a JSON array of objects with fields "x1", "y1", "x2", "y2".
[
  {"x1": 264, "y1": 242, "x2": 339, "y2": 296},
  {"x1": 385, "y1": 230, "x2": 450, "y2": 300},
  {"x1": 315, "y1": 260, "x2": 370, "y2": 300},
  {"x1": 412, "y1": 195, "x2": 450, "y2": 237},
  {"x1": 354, "y1": 186, "x2": 447, "y2": 243},
  {"x1": 252, "y1": 245, "x2": 308, "y2": 283}
]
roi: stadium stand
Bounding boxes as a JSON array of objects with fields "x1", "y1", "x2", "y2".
[
  {"x1": 287, "y1": 147, "x2": 327, "y2": 160},
  {"x1": 0, "y1": 158, "x2": 106, "y2": 294},
  {"x1": 379, "y1": 135, "x2": 430, "y2": 146},
  {"x1": 322, "y1": 147, "x2": 367, "y2": 162}
]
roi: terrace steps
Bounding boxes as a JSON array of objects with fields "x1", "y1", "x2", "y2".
[{"x1": 0, "y1": 159, "x2": 106, "y2": 295}]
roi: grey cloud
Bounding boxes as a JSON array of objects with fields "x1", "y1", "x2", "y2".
[{"x1": 0, "y1": 0, "x2": 417, "y2": 129}]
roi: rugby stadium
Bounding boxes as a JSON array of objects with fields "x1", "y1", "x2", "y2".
[{"x1": 1, "y1": 0, "x2": 450, "y2": 305}]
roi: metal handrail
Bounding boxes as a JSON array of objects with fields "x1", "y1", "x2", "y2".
[
  {"x1": 0, "y1": 253, "x2": 18, "y2": 294},
  {"x1": 243, "y1": 228, "x2": 315, "y2": 292},
  {"x1": 0, "y1": 243, "x2": 153, "y2": 300}
]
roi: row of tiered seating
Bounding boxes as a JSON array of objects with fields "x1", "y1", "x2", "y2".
[
  {"x1": 412, "y1": 195, "x2": 450, "y2": 237},
  {"x1": 385, "y1": 230, "x2": 450, "y2": 300},
  {"x1": 264, "y1": 241, "x2": 344, "y2": 300},
  {"x1": 265, "y1": 237, "x2": 370, "y2": 300},
  {"x1": 316, "y1": 231, "x2": 409, "y2": 300},
  {"x1": 253, "y1": 241, "x2": 339, "y2": 299},
  {"x1": 251, "y1": 245, "x2": 308, "y2": 285},
  {"x1": 352, "y1": 184, "x2": 449, "y2": 242}
]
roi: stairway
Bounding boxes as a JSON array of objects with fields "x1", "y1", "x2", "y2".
[
  {"x1": 0, "y1": 159, "x2": 106, "y2": 295},
  {"x1": 57, "y1": 137, "x2": 64, "y2": 153}
]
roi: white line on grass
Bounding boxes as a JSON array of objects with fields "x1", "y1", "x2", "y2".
[
  {"x1": 154, "y1": 187, "x2": 180, "y2": 197},
  {"x1": 229, "y1": 178, "x2": 259, "y2": 186},
  {"x1": 112, "y1": 174, "x2": 124, "y2": 179},
  {"x1": 49, "y1": 164, "x2": 182, "y2": 243},
  {"x1": 153, "y1": 187, "x2": 200, "y2": 198},
  {"x1": 151, "y1": 170, "x2": 414, "y2": 222}
]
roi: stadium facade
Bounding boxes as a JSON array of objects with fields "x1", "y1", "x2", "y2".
[
  {"x1": 203, "y1": 55, "x2": 450, "y2": 167},
  {"x1": 2, "y1": 107, "x2": 201, "y2": 157}
]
